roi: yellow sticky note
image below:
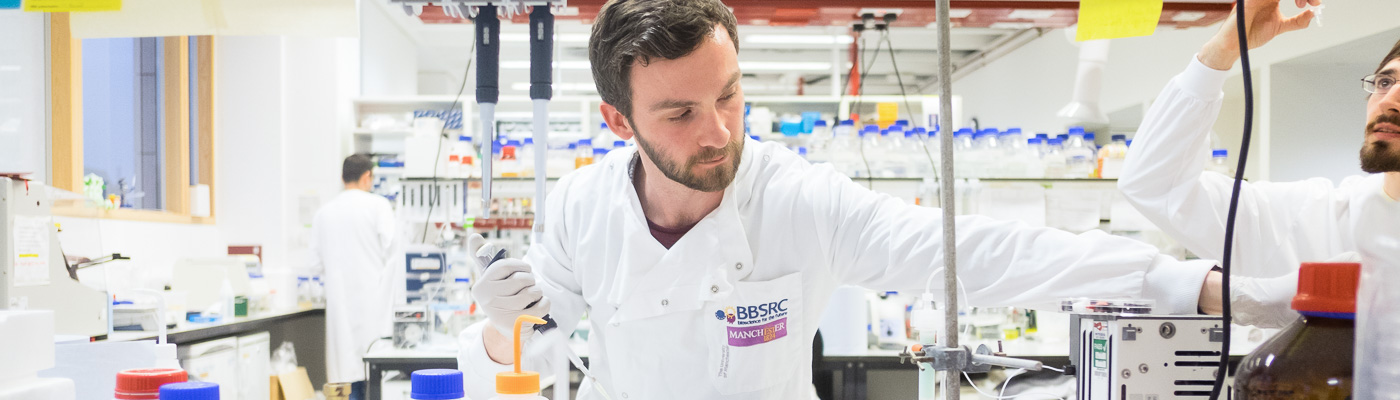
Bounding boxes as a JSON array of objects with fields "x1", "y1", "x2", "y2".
[
  {"x1": 24, "y1": 0, "x2": 121, "y2": 12},
  {"x1": 1076, "y1": 0, "x2": 1163, "y2": 41}
]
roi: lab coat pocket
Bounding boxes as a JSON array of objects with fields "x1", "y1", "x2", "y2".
[{"x1": 706, "y1": 272, "x2": 805, "y2": 395}]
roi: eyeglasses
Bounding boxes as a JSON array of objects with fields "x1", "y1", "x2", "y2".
[{"x1": 1363, "y1": 74, "x2": 1395, "y2": 94}]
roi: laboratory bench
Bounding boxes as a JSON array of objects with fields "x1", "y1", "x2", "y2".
[{"x1": 101, "y1": 307, "x2": 329, "y2": 391}]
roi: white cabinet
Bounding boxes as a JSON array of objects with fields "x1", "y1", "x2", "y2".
[
  {"x1": 237, "y1": 332, "x2": 271, "y2": 400},
  {"x1": 182, "y1": 337, "x2": 241, "y2": 400}
]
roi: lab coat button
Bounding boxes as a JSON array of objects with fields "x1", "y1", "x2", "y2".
[
  {"x1": 661, "y1": 299, "x2": 669, "y2": 306},
  {"x1": 735, "y1": 262, "x2": 744, "y2": 270},
  {"x1": 622, "y1": 393, "x2": 629, "y2": 399},
  {"x1": 711, "y1": 285, "x2": 720, "y2": 293},
  {"x1": 611, "y1": 322, "x2": 620, "y2": 327}
]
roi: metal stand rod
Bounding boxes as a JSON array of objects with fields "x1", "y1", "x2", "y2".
[{"x1": 935, "y1": 0, "x2": 960, "y2": 398}]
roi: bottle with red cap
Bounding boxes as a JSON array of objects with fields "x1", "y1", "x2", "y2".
[
  {"x1": 114, "y1": 369, "x2": 187, "y2": 400},
  {"x1": 1234, "y1": 262, "x2": 1358, "y2": 399}
]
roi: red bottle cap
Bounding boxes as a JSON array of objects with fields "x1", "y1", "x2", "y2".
[
  {"x1": 1291, "y1": 262, "x2": 1360, "y2": 314},
  {"x1": 115, "y1": 368, "x2": 187, "y2": 399}
]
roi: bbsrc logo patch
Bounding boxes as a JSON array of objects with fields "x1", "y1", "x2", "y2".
[{"x1": 717, "y1": 299, "x2": 789, "y2": 347}]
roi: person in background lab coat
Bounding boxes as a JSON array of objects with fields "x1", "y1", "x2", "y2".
[
  {"x1": 310, "y1": 154, "x2": 402, "y2": 400},
  {"x1": 457, "y1": 1, "x2": 1237, "y2": 398},
  {"x1": 1120, "y1": 0, "x2": 1400, "y2": 329}
]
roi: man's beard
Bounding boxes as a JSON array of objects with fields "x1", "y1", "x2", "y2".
[
  {"x1": 1361, "y1": 114, "x2": 1400, "y2": 173},
  {"x1": 632, "y1": 125, "x2": 744, "y2": 193}
]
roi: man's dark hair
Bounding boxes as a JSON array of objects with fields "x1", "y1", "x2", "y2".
[
  {"x1": 1377, "y1": 38, "x2": 1400, "y2": 76},
  {"x1": 588, "y1": 0, "x2": 739, "y2": 119},
  {"x1": 342, "y1": 154, "x2": 374, "y2": 184}
]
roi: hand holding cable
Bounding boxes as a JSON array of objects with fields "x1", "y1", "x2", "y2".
[{"x1": 1199, "y1": 0, "x2": 1320, "y2": 70}]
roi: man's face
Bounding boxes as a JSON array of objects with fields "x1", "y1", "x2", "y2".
[
  {"x1": 615, "y1": 25, "x2": 745, "y2": 192},
  {"x1": 1362, "y1": 59, "x2": 1400, "y2": 173}
]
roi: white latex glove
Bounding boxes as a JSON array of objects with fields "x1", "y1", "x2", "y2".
[
  {"x1": 1230, "y1": 252, "x2": 1361, "y2": 328},
  {"x1": 467, "y1": 234, "x2": 551, "y2": 338}
]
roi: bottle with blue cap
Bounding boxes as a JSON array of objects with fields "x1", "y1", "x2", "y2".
[
  {"x1": 1096, "y1": 134, "x2": 1130, "y2": 178},
  {"x1": 158, "y1": 381, "x2": 218, "y2": 400},
  {"x1": 1062, "y1": 127, "x2": 1096, "y2": 178},
  {"x1": 410, "y1": 369, "x2": 469, "y2": 400},
  {"x1": 1206, "y1": 148, "x2": 1232, "y2": 175}
]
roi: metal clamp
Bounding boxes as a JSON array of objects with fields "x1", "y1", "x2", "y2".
[{"x1": 901, "y1": 344, "x2": 1043, "y2": 373}]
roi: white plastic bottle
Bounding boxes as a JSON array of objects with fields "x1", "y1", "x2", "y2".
[
  {"x1": 829, "y1": 120, "x2": 856, "y2": 173},
  {"x1": 594, "y1": 123, "x2": 613, "y2": 145},
  {"x1": 487, "y1": 316, "x2": 549, "y2": 400},
  {"x1": 1205, "y1": 149, "x2": 1232, "y2": 175}
]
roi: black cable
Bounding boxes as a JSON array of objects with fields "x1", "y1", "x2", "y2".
[
  {"x1": 1209, "y1": 0, "x2": 1250, "y2": 398},
  {"x1": 420, "y1": 31, "x2": 476, "y2": 244},
  {"x1": 882, "y1": 33, "x2": 939, "y2": 182},
  {"x1": 855, "y1": 31, "x2": 884, "y2": 188}
]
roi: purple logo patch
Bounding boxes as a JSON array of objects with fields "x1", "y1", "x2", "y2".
[{"x1": 727, "y1": 318, "x2": 788, "y2": 347}]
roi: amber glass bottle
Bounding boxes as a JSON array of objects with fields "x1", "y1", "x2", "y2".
[{"x1": 1234, "y1": 262, "x2": 1359, "y2": 399}]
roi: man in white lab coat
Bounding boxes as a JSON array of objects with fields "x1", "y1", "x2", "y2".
[
  {"x1": 310, "y1": 154, "x2": 401, "y2": 400},
  {"x1": 1120, "y1": 0, "x2": 1400, "y2": 329},
  {"x1": 458, "y1": 1, "x2": 1238, "y2": 398}
]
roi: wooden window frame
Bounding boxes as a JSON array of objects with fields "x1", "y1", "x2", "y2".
[{"x1": 49, "y1": 13, "x2": 217, "y2": 225}]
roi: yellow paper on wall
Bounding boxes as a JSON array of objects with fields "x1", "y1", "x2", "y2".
[
  {"x1": 24, "y1": 0, "x2": 121, "y2": 12},
  {"x1": 1076, "y1": 0, "x2": 1163, "y2": 41}
]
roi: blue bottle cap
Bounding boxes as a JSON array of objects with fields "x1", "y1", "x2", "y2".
[
  {"x1": 506, "y1": 140, "x2": 521, "y2": 147},
  {"x1": 579, "y1": 139, "x2": 593, "y2": 146},
  {"x1": 523, "y1": 138, "x2": 533, "y2": 145},
  {"x1": 911, "y1": 127, "x2": 927, "y2": 135},
  {"x1": 749, "y1": 135, "x2": 760, "y2": 141},
  {"x1": 411, "y1": 369, "x2": 465, "y2": 400},
  {"x1": 1006, "y1": 127, "x2": 1022, "y2": 134},
  {"x1": 1084, "y1": 133, "x2": 1096, "y2": 140},
  {"x1": 454, "y1": 278, "x2": 470, "y2": 283},
  {"x1": 1036, "y1": 133, "x2": 1049, "y2": 139},
  {"x1": 1068, "y1": 126, "x2": 1085, "y2": 134},
  {"x1": 600, "y1": 122, "x2": 608, "y2": 129},
  {"x1": 1049, "y1": 138, "x2": 1064, "y2": 146},
  {"x1": 1057, "y1": 134, "x2": 1069, "y2": 140},
  {"x1": 1112, "y1": 134, "x2": 1127, "y2": 141},
  {"x1": 862, "y1": 125, "x2": 879, "y2": 134},
  {"x1": 568, "y1": 143, "x2": 577, "y2": 150},
  {"x1": 160, "y1": 382, "x2": 220, "y2": 400},
  {"x1": 594, "y1": 148, "x2": 607, "y2": 156},
  {"x1": 955, "y1": 128, "x2": 974, "y2": 136},
  {"x1": 839, "y1": 120, "x2": 855, "y2": 126},
  {"x1": 1028, "y1": 138, "x2": 1042, "y2": 145},
  {"x1": 457, "y1": 135, "x2": 471, "y2": 142},
  {"x1": 814, "y1": 120, "x2": 828, "y2": 127},
  {"x1": 1212, "y1": 149, "x2": 1228, "y2": 157},
  {"x1": 613, "y1": 140, "x2": 626, "y2": 148},
  {"x1": 798, "y1": 147, "x2": 808, "y2": 156}
]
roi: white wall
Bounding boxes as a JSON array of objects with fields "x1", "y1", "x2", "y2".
[
  {"x1": 360, "y1": 0, "x2": 419, "y2": 96},
  {"x1": 955, "y1": 0, "x2": 1400, "y2": 181},
  {"x1": 216, "y1": 36, "x2": 357, "y2": 273},
  {"x1": 0, "y1": 11, "x2": 49, "y2": 181}
]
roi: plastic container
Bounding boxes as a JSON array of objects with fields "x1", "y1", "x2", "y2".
[
  {"x1": 411, "y1": 369, "x2": 466, "y2": 400},
  {"x1": 574, "y1": 140, "x2": 594, "y2": 169},
  {"x1": 489, "y1": 316, "x2": 548, "y2": 400},
  {"x1": 158, "y1": 382, "x2": 218, "y2": 400},
  {"x1": 1096, "y1": 134, "x2": 1130, "y2": 179},
  {"x1": 1234, "y1": 262, "x2": 1358, "y2": 399},
  {"x1": 115, "y1": 369, "x2": 187, "y2": 399},
  {"x1": 1063, "y1": 127, "x2": 1097, "y2": 178},
  {"x1": 499, "y1": 146, "x2": 521, "y2": 178},
  {"x1": 1207, "y1": 149, "x2": 1232, "y2": 175}
]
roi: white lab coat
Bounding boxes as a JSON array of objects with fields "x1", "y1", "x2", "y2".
[
  {"x1": 310, "y1": 189, "x2": 402, "y2": 383},
  {"x1": 1119, "y1": 56, "x2": 1400, "y2": 278},
  {"x1": 458, "y1": 139, "x2": 1215, "y2": 400}
]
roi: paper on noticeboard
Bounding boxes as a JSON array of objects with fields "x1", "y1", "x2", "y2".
[
  {"x1": 1076, "y1": 0, "x2": 1163, "y2": 41},
  {"x1": 12, "y1": 215, "x2": 51, "y2": 287},
  {"x1": 23, "y1": 0, "x2": 120, "y2": 12}
]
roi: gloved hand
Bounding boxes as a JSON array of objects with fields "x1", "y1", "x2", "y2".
[
  {"x1": 1230, "y1": 271, "x2": 1299, "y2": 329},
  {"x1": 1230, "y1": 252, "x2": 1361, "y2": 328},
  {"x1": 467, "y1": 234, "x2": 551, "y2": 338}
]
